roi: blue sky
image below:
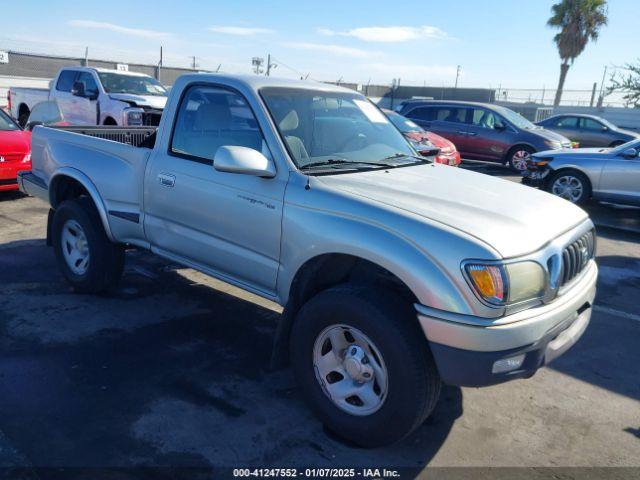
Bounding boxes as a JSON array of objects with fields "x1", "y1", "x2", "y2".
[{"x1": 1, "y1": 0, "x2": 637, "y2": 90}]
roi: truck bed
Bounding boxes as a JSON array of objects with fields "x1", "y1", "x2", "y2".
[{"x1": 45, "y1": 125, "x2": 157, "y2": 148}]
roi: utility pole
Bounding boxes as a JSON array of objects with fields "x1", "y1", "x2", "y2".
[
  {"x1": 84, "y1": 47, "x2": 89, "y2": 67},
  {"x1": 266, "y1": 54, "x2": 277, "y2": 76},
  {"x1": 596, "y1": 65, "x2": 608, "y2": 107},
  {"x1": 157, "y1": 46, "x2": 163, "y2": 82},
  {"x1": 454, "y1": 65, "x2": 461, "y2": 89},
  {"x1": 190, "y1": 56, "x2": 199, "y2": 70},
  {"x1": 589, "y1": 82, "x2": 597, "y2": 107}
]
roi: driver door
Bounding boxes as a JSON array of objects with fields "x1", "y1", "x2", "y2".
[
  {"x1": 144, "y1": 84, "x2": 287, "y2": 296},
  {"x1": 74, "y1": 72, "x2": 100, "y2": 125}
]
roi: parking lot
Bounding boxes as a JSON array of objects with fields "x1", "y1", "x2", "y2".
[{"x1": 0, "y1": 164, "x2": 639, "y2": 475}]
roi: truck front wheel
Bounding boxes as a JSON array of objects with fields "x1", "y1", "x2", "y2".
[
  {"x1": 289, "y1": 285, "x2": 441, "y2": 447},
  {"x1": 52, "y1": 197, "x2": 125, "y2": 293}
]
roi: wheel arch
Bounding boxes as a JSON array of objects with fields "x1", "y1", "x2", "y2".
[
  {"x1": 49, "y1": 168, "x2": 114, "y2": 241},
  {"x1": 103, "y1": 116, "x2": 117, "y2": 125},
  {"x1": 272, "y1": 252, "x2": 423, "y2": 369},
  {"x1": 547, "y1": 164, "x2": 595, "y2": 190},
  {"x1": 504, "y1": 142, "x2": 537, "y2": 162}
]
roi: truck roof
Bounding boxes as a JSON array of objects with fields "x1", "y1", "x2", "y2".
[
  {"x1": 172, "y1": 73, "x2": 357, "y2": 94},
  {"x1": 62, "y1": 66, "x2": 154, "y2": 78}
]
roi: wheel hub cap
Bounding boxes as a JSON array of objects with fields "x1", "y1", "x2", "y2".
[
  {"x1": 313, "y1": 324, "x2": 388, "y2": 416},
  {"x1": 343, "y1": 345, "x2": 374, "y2": 383},
  {"x1": 61, "y1": 219, "x2": 90, "y2": 275}
]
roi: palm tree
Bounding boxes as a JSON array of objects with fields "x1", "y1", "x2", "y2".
[{"x1": 548, "y1": 0, "x2": 608, "y2": 106}]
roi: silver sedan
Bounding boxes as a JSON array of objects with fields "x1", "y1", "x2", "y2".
[{"x1": 522, "y1": 139, "x2": 640, "y2": 206}]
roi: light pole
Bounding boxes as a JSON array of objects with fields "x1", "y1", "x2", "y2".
[{"x1": 454, "y1": 65, "x2": 461, "y2": 89}]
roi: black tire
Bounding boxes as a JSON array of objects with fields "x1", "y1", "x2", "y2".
[
  {"x1": 546, "y1": 169, "x2": 592, "y2": 205},
  {"x1": 289, "y1": 284, "x2": 441, "y2": 448},
  {"x1": 104, "y1": 117, "x2": 117, "y2": 126},
  {"x1": 52, "y1": 197, "x2": 125, "y2": 293},
  {"x1": 506, "y1": 145, "x2": 535, "y2": 172}
]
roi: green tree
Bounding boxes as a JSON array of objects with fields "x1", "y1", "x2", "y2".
[
  {"x1": 548, "y1": 0, "x2": 608, "y2": 106},
  {"x1": 608, "y1": 61, "x2": 640, "y2": 107}
]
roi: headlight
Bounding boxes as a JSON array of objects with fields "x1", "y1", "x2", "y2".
[
  {"x1": 21, "y1": 153, "x2": 31, "y2": 164},
  {"x1": 126, "y1": 109, "x2": 144, "y2": 126},
  {"x1": 464, "y1": 261, "x2": 546, "y2": 306},
  {"x1": 544, "y1": 140, "x2": 562, "y2": 149}
]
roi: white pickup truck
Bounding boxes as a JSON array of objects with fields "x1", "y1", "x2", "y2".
[
  {"x1": 8, "y1": 66, "x2": 167, "y2": 127},
  {"x1": 19, "y1": 74, "x2": 598, "y2": 447}
]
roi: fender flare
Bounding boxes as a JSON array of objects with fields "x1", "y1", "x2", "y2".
[{"x1": 49, "y1": 167, "x2": 114, "y2": 241}]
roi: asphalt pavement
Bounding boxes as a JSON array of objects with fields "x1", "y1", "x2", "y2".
[{"x1": 0, "y1": 179, "x2": 638, "y2": 477}]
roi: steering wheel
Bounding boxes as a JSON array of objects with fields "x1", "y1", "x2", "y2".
[{"x1": 337, "y1": 133, "x2": 368, "y2": 152}]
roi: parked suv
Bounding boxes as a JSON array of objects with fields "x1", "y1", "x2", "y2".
[
  {"x1": 396, "y1": 100, "x2": 572, "y2": 170},
  {"x1": 536, "y1": 114, "x2": 640, "y2": 148}
]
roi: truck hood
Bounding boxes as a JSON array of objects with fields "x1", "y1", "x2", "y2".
[
  {"x1": 317, "y1": 164, "x2": 588, "y2": 258},
  {"x1": 108, "y1": 93, "x2": 167, "y2": 109}
]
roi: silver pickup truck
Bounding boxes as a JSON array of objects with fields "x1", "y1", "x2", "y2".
[
  {"x1": 9, "y1": 66, "x2": 167, "y2": 127},
  {"x1": 19, "y1": 74, "x2": 598, "y2": 447}
]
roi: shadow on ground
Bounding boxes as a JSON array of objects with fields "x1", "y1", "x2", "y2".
[{"x1": 0, "y1": 239, "x2": 461, "y2": 473}]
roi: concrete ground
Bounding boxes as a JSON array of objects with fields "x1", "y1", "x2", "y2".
[{"x1": 0, "y1": 172, "x2": 639, "y2": 475}]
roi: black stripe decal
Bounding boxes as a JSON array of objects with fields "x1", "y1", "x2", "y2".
[{"x1": 108, "y1": 210, "x2": 140, "y2": 224}]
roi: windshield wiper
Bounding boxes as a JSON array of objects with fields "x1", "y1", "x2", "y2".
[
  {"x1": 300, "y1": 158, "x2": 398, "y2": 170},
  {"x1": 382, "y1": 152, "x2": 430, "y2": 163}
]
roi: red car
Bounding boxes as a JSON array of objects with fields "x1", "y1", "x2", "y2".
[
  {"x1": 383, "y1": 109, "x2": 461, "y2": 166},
  {"x1": 0, "y1": 108, "x2": 31, "y2": 191}
]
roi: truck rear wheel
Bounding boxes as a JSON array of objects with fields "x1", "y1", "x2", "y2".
[
  {"x1": 52, "y1": 197, "x2": 124, "y2": 293},
  {"x1": 289, "y1": 284, "x2": 441, "y2": 447}
]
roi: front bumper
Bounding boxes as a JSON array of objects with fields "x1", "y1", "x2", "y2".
[{"x1": 416, "y1": 261, "x2": 597, "y2": 387}]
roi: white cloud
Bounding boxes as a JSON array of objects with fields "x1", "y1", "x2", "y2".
[
  {"x1": 282, "y1": 42, "x2": 379, "y2": 58},
  {"x1": 68, "y1": 20, "x2": 171, "y2": 39},
  {"x1": 318, "y1": 25, "x2": 449, "y2": 43},
  {"x1": 209, "y1": 26, "x2": 274, "y2": 36}
]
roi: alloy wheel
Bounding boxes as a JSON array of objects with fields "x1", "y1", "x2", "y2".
[{"x1": 551, "y1": 175, "x2": 583, "y2": 203}]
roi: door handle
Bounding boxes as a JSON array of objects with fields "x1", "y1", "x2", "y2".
[
  {"x1": 467, "y1": 132, "x2": 477, "y2": 136},
  {"x1": 457, "y1": 131, "x2": 468, "y2": 135},
  {"x1": 158, "y1": 173, "x2": 175, "y2": 187}
]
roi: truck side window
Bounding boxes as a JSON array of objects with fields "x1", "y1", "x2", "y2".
[
  {"x1": 56, "y1": 71, "x2": 78, "y2": 92},
  {"x1": 76, "y1": 72, "x2": 99, "y2": 98},
  {"x1": 171, "y1": 85, "x2": 268, "y2": 163}
]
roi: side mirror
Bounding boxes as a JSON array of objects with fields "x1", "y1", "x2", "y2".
[
  {"x1": 71, "y1": 81, "x2": 85, "y2": 97},
  {"x1": 621, "y1": 147, "x2": 638, "y2": 158},
  {"x1": 213, "y1": 146, "x2": 276, "y2": 178},
  {"x1": 601, "y1": 126, "x2": 609, "y2": 132},
  {"x1": 25, "y1": 121, "x2": 43, "y2": 131},
  {"x1": 495, "y1": 122, "x2": 506, "y2": 131}
]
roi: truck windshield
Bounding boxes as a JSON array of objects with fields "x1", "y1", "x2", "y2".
[
  {"x1": 260, "y1": 87, "x2": 417, "y2": 171},
  {"x1": 97, "y1": 72, "x2": 167, "y2": 97},
  {"x1": 0, "y1": 109, "x2": 20, "y2": 131}
]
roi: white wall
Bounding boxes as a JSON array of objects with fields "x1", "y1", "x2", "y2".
[{"x1": 0, "y1": 75, "x2": 51, "y2": 108}]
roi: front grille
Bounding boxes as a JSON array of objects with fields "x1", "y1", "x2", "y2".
[
  {"x1": 141, "y1": 109, "x2": 162, "y2": 126},
  {"x1": 560, "y1": 230, "x2": 595, "y2": 286}
]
